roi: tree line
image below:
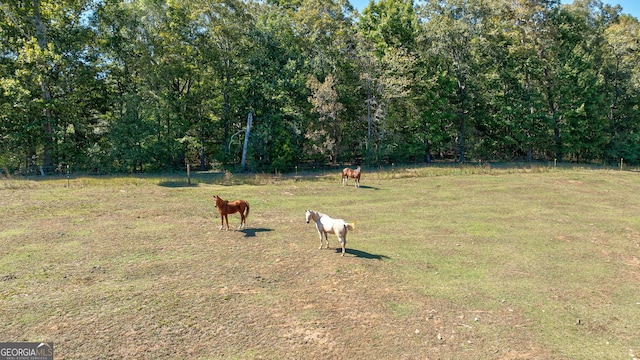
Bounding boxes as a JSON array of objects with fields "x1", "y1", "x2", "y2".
[{"x1": 1, "y1": 0, "x2": 639, "y2": 174}]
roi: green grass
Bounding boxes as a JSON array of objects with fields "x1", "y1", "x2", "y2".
[{"x1": 1, "y1": 165, "x2": 639, "y2": 359}]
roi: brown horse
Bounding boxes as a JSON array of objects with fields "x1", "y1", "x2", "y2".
[
  {"x1": 213, "y1": 195, "x2": 250, "y2": 230},
  {"x1": 341, "y1": 166, "x2": 361, "y2": 188}
]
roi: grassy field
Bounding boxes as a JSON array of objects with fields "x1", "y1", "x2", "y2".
[{"x1": 1, "y1": 165, "x2": 639, "y2": 359}]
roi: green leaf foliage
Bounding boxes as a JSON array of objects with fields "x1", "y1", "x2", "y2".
[{"x1": 1, "y1": 0, "x2": 639, "y2": 173}]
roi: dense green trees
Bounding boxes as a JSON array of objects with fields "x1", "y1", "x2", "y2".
[{"x1": 1, "y1": 0, "x2": 638, "y2": 173}]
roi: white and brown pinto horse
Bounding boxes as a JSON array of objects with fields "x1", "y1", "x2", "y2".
[
  {"x1": 342, "y1": 166, "x2": 361, "y2": 187},
  {"x1": 213, "y1": 195, "x2": 250, "y2": 230},
  {"x1": 305, "y1": 210, "x2": 356, "y2": 256}
]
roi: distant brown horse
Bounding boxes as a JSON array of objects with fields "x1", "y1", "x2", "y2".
[
  {"x1": 341, "y1": 166, "x2": 361, "y2": 188},
  {"x1": 213, "y1": 195, "x2": 250, "y2": 230}
]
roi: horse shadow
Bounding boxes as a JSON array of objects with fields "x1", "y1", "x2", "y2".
[
  {"x1": 240, "y1": 228, "x2": 273, "y2": 238},
  {"x1": 338, "y1": 248, "x2": 390, "y2": 260},
  {"x1": 157, "y1": 181, "x2": 198, "y2": 188},
  {"x1": 356, "y1": 185, "x2": 379, "y2": 190}
]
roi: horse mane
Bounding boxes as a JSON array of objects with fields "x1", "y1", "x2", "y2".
[{"x1": 306, "y1": 209, "x2": 326, "y2": 220}]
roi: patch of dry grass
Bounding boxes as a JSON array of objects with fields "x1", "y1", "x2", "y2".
[{"x1": 1, "y1": 167, "x2": 639, "y2": 359}]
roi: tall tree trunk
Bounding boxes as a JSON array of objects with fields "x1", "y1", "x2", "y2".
[
  {"x1": 454, "y1": 50, "x2": 467, "y2": 164},
  {"x1": 551, "y1": 104, "x2": 561, "y2": 162},
  {"x1": 424, "y1": 137, "x2": 431, "y2": 163},
  {"x1": 241, "y1": 112, "x2": 252, "y2": 170},
  {"x1": 33, "y1": 0, "x2": 54, "y2": 170},
  {"x1": 458, "y1": 112, "x2": 466, "y2": 163},
  {"x1": 544, "y1": 67, "x2": 561, "y2": 162},
  {"x1": 457, "y1": 83, "x2": 466, "y2": 164},
  {"x1": 609, "y1": 56, "x2": 620, "y2": 131},
  {"x1": 223, "y1": 59, "x2": 231, "y2": 155}
]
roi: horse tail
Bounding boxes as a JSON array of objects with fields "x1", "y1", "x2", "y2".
[
  {"x1": 346, "y1": 221, "x2": 356, "y2": 231},
  {"x1": 244, "y1": 201, "x2": 250, "y2": 218}
]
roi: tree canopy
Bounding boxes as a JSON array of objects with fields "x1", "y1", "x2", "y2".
[{"x1": 1, "y1": 0, "x2": 639, "y2": 173}]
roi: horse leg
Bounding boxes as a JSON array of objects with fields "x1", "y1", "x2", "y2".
[
  {"x1": 242, "y1": 208, "x2": 247, "y2": 229},
  {"x1": 238, "y1": 210, "x2": 245, "y2": 229},
  {"x1": 219, "y1": 214, "x2": 225, "y2": 230},
  {"x1": 355, "y1": 177, "x2": 359, "y2": 188},
  {"x1": 224, "y1": 214, "x2": 230, "y2": 231},
  {"x1": 339, "y1": 233, "x2": 346, "y2": 256},
  {"x1": 317, "y1": 230, "x2": 324, "y2": 249}
]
